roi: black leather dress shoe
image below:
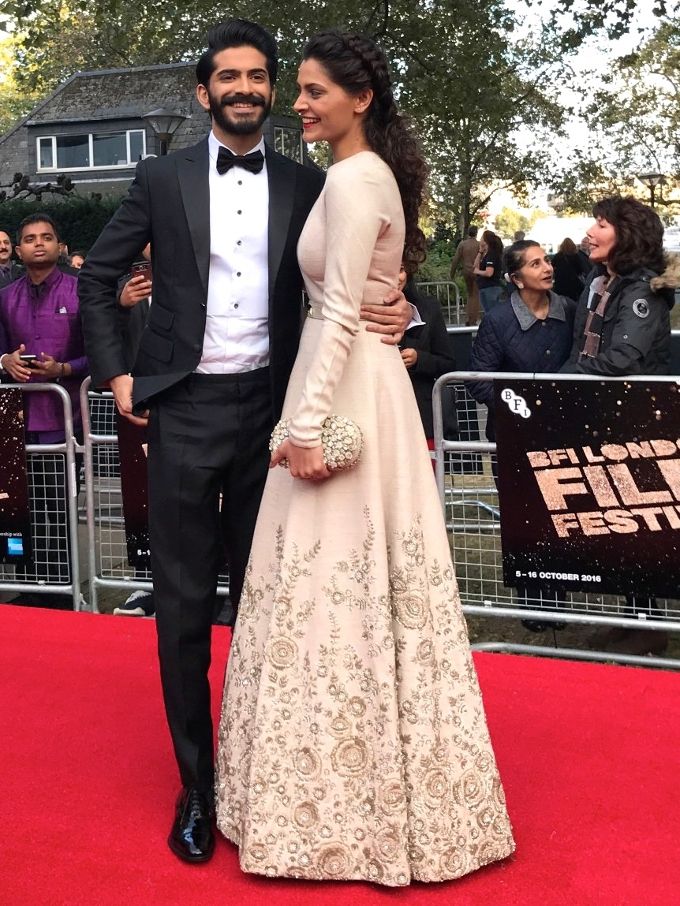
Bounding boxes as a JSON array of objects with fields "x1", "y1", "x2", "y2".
[{"x1": 168, "y1": 787, "x2": 215, "y2": 863}]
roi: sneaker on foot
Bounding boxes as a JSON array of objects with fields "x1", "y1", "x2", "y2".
[{"x1": 113, "y1": 590, "x2": 155, "y2": 617}]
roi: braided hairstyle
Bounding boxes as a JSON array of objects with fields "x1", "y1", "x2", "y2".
[{"x1": 302, "y1": 31, "x2": 427, "y2": 275}]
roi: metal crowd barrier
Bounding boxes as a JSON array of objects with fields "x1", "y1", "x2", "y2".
[
  {"x1": 0, "y1": 383, "x2": 83, "y2": 610},
  {"x1": 80, "y1": 377, "x2": 230, "y2": 613},
  {"x1": 433, "y1": 371, "x2": 680, "y2": 669},
  {"x1": 417, "y1": 280, "x2": 463, "y2": 325}
]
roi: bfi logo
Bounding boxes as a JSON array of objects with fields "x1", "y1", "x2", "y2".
[{"x1": 501, "y1": 388, "x2": 531, "y2": 419}]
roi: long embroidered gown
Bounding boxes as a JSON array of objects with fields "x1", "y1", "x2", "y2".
[{"x1": 215, "y1": 151, "x2": 515, "y2": 885}]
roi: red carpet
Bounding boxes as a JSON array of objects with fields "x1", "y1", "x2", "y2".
[{"x1": 1, "y1": 604, "x2": 677, "y2": 906}]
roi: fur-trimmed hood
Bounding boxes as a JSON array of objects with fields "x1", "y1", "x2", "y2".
[{"x1": 650, "y1": 251, "x2": 680, "y2": 292}]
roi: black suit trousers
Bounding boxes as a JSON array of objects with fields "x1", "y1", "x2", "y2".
[{"x1": 147, "y1": 368, "x2": 272, "y2": 792}]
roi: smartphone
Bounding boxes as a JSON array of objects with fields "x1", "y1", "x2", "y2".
[
  {"x1": 130, "y1": 260, "x2": 152, "y2": 280},
  {"x1": 19, "y1": 354, "x2": 38, "y2": 362}
]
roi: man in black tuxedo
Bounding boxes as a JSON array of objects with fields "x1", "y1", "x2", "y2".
[{"x1": 79, "y1": 19, "x2": 410, "y2": 864}]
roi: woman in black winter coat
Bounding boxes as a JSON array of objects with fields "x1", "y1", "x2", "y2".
[
  {"x1": 468, "y1": 240, "x2": 576, "y2": 442},
  {"x1": 468, "y1": 240, "x2": 576, "y2": 632},
  {"x1": 560, "y1": 196, "x2": 676, "y2": 377},
  {"x1": 559, "y1": 196, "x2": 678, "y2": 656}
]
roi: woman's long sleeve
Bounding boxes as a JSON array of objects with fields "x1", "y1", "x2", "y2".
[{"x1": 287, "y1": 165, "x2": 389, "y2": 447}]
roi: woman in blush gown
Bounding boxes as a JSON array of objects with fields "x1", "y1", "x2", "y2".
[{"x1": 215, "y1": 30, "x2": 515, "y2": 886}]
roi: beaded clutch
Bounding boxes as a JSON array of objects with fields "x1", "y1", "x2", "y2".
[{"x1": 269, "y1": 414, "x2": 363, "y2": 472}]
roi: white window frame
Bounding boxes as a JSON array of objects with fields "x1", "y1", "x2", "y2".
[{"x1": 36, "y1": 129, "x2": 147, "y2": 172}]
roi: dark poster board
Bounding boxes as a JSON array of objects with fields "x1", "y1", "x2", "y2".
[
  {"x1": 0, "y1": 389, "x2": 33, "y2": 565},
  {"x1": 117, "y1": 413, "x2": 151, "y2": 570},
  {"x1": 495, "y1": 379, "x2": 680, "y2": 597}
]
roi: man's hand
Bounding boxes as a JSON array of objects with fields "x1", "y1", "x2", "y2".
[
  {"x1": 270, "y1": 438, "x2": 330, "y2": 480},
  {"x1": 400, "y1": 348, "x2": 418, "y2": 369},
  {"x1": 119, "y1": 274, "x2": 152, "y2": 308},
  {"x1": 361, "y1": 287, "x2": 411, "y2": 346},
  {"x1": 32, "y1": 353, "x2": 65, "y2": 381},
  {"x1": 0, "y1": 345, "x2": 34, "y2": 382},
  {"x1": 110, "y1": 374, "x2": 149, "y2": 426}
]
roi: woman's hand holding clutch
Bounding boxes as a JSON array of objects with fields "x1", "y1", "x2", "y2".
[{"x1": 270, "y1": 438, "x2": 331, "y2": 481}]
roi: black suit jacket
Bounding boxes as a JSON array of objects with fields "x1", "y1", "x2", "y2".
[
  {"x1": 400, "y1": 284, "x2": 456, "y2": 437},
  {"x1": 78, "y1": 138, "x2": 324, "y2": 417},
  {"x1": 0, "y1": 262, "x2": 24, "y2": 288}
]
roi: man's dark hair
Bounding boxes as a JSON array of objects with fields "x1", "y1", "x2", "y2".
[
  {"x1": 467, "y1": 226, "x2": 478, "y2": 238},
  {"x1": 592, "y1": 196, "x2": 665, "y2": 276},
  {"x1": 196, "y1": 18, "x2": 278, "y2": 87},
  {"x1": 17, "y1": 213, "x2": 60, "y2": 244}
]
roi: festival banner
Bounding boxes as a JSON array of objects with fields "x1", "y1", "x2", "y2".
[
  {"x1": 0, "y1": 389, "x2": 33, "y2": 565},
  {"x1": 495, "y1": 378, "x2": 680, "y2": 597},
  {"x1": 116, "y1": 413, "x2": 151, "y2": 571}
]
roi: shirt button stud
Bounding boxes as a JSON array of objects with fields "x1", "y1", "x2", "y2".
[
  {"x1": 237, "y1": 240, "x2": 242, "y2": 246},
  {"x1": 234, "y1": 303, "x2": 239, "y2": 309},
  {"x1": 237, "y1": 210, "x2": 242, "y2": 215},
  {"x1": 236, "y1": 271, "x2": 241, "y2": 277}
]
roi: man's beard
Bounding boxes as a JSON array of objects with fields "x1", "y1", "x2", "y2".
[{"x1": 209, "y1": 90, "x2": 272, "y2": 136}]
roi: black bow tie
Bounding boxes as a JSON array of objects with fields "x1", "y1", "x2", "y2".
[{"x1": 216, "y1": 147, "x2": 264, "y2": 175}]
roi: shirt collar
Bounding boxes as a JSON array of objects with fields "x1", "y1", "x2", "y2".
[
  {"x1": 510, "y1": 290, "x2": 567, "y2": 331},
  {"x1": 26, "y1": 265, "x2": 61, "y2": 296},
  {"x1": 208, "y1": 131, "x2": 266, "y2": 163}
]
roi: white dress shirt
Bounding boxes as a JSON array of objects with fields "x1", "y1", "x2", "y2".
[{"x1": 197, "y1": 132, "x2": 270, "y2": 374}]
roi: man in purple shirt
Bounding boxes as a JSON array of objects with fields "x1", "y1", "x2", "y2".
[
  {"x1": 0, "y1": 213, "x2": 88, "y2": 595},
  {"x1": 0, "y1": 214, "x2": 88, "y2": 443}
]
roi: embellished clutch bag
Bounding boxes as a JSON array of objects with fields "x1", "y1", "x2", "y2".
[{"x1": 269, "y1": 415, "x2": 363, "y2": 472}]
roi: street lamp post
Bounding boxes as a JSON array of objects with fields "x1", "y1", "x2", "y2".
[
  {"x1": 142, "y1": 108, "x2": 188, "y2": 156},
  {"x1": 637, "y1": 172, "x2": 665, "y2": 209}
]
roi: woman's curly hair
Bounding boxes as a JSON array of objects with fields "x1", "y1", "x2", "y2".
[
  {"x1": 592, "y1": 196, "x2": 665, "y2": 276},
  {"x1": 302, "y1": 30, "x2": 428, "y2": 275}
]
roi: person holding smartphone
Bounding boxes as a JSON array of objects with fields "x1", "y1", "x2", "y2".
[
  {"x1": 117, "y1": 244, "x2": 153, "y2": 369},
  {"x1": 0, "y1": 213, "x2": 88, "y2": 421},
  {"x1": 0, "y1": 212, "x2": 88, "y2": 599}
]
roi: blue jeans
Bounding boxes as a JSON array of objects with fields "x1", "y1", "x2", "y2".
[{"x1": 479, "y1": 285, "x2": 505, "y2": 313}]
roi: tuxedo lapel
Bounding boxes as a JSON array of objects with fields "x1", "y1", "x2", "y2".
[
  {"x1": 176, "y1": 139, "x2": 210, "y2": 298},
  {"x1": 266, "y1": 148, "x2": 296, "y2": 305}
]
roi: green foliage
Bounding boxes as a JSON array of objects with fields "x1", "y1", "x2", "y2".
[
  {"x1": 0, "y1": 195, "x2": 121, "y2": 251},
  {"x1": 0, "y1": 37, "x2": 41, "y2": 134},
  {"x1": 549, "y1": 17, "x2": 680, "y2": 214},
  {"x1": 0, "y1": 0, "x2": 573, "y2": 235},
  {"x1": 3, "y1": 1, "x2": 669, "y2": 231},
  {"x1": 549, "y1": 0, "x2": 677, "y2": 46},
  {"x1": 493, "y1": 207, "x2": 538, "y2": 241},
  {"x1": 418, "y1": 238, "x2": 455, "y2": 282}
]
